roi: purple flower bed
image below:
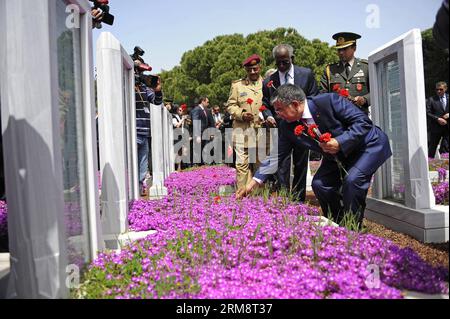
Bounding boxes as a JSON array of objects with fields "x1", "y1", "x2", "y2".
[
  {"x1": 433, "y1": 182, "x2": 449, "y2": 205},
  {"x1": 80, "y1": 166, "x2": 448, "y2": 299},
  {"x1": 429, "y1": 156, "x2": 449, "y2": 172},
  {"x1": 0, "y1": 201, "x2": 7, "y2": 239}
]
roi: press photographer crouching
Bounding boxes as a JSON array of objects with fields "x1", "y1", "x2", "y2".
[
  {"x1": 132, "y1": 46, "x2": 163, "y2": 196},
  {"x1": 90, "y1": 0, "x2": 115, "y2": 29}
]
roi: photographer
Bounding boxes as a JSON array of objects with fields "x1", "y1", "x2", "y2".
[{"x1": 133, "y1": 51, "x2": 163, "y2": 196}]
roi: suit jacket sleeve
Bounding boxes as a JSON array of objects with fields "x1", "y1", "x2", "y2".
[
  {"x1": 254, "y1": 124, "x2": 294, "y2": 182},
  {"x1": 330, "y1": 95, "x2": 374, "y2": 157},
  {"x1": 426, "y1": 97, "x2": 441, "y2": 122},
  {"x1": 262, "y1": 78, "x2": 275, "y2": 119},
  {"x1": 191, "y1": 108, "x2": 202, "y2": 138},
  {"x1": 305, "y1": 69, "x2": 320, "y2": 97},
  {"x1": 227, "y1": 82, "x2": 245, "y2": 121},
  {"x1": 363, "y1": 68, "x2": 370, "y2": 106},
  {"x1": 207, "y1": 110, "x2": 215, "y2": 128}
]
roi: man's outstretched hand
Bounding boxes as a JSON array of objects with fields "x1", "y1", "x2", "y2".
[{"x1": 236, "y1": 179, "x2": 260, "y2": 200}]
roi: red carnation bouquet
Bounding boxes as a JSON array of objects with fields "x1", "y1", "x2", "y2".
[{"x1": 294, "y1": 123, "x2": 347, "y2": 176}]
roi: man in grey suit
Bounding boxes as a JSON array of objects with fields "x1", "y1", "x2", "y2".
[{"x1": 427, "y1": 81, "x2": 449, "y2": 158}]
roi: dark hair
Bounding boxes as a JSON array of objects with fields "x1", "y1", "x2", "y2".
[
  {"x1": 436, "y1": 81, "x2": 448, "y2": 89},
  {"x1": 198, "y1": 96, "x2": 208, "y2": 104},
  {"x1": 270, "y1": 84, "x2": 306, "y2": 106}
]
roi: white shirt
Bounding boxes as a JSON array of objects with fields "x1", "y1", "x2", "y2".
[
  {"x1": 440, "y1": 94, "x2": 447, "y2": 109},
  {"x1": 253, "y1": 100, "x2": 317, "y2": 185},
  {"x1": 301, "y1": 100, "x2": 317, "y2": 127},
  {"x1": 345, "y1": 58, "x2": 355, "y2": 69},
  {"x1": 279, "y1": 64, "x2": 295, "y2": 86},
  {"x1": 214, "y1": 113, "x2": 222, "y2": 123}
]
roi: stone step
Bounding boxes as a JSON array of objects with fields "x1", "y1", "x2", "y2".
[{"x1": 0, "y1": 253, "x2": 10, "y2": 281}]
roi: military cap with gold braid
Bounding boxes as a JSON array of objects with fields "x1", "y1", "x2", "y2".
[{"x1": 333, "y1": 32, "x2": 361, "y2": 49}]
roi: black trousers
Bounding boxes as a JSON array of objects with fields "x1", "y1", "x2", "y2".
[
  {"x1": 277, "y1": 145, "x2": 309, "y2": 202},
  {"x1": 428, "y1": 127, "x2": 449, "y2": 158}
]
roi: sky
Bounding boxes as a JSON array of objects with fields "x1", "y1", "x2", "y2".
[{"x1": 93, "y1": 0, "x2": 444, "y2": 74}]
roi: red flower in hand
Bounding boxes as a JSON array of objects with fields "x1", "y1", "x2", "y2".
[
  {"x1": 332, "y1": 84, "x2": 341, "y2": 92},
  {"x1": 246, "y1": 98, "x2": 254, "y2": 105},
  {"x1": 259, "y1": 105, "x2": 267, "y2": 112},
  {"x1": 214, "y1": 196, "x2": 221, "y2": 204},
  {"x1": 339, "y1": 89, "x2": 350, "y2": 98},
  {"x1": 267, "y1": 80, "x2": 275, "y2": 89},
  {"x1": 308, "y1": 124, "x2": 319, "y2": 139},
  {"x1": 294, "y1": 125, "x2": 306, "y2": 136},
  {"x1": 319, "y1": 132, "x2": 332, "y2": 143}
]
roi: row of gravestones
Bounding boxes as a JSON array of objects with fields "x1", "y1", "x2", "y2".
[
  {"x1": 0, "y1": 1, "x2": 177, "y2": 298},
  {"x1": 96, "y1": 32, "x2": 175, "y2": 249}
]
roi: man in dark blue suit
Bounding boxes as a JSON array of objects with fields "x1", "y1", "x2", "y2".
[
  {"x1": 426, "y1": 81, "x2": 449, "y2": 158},
  {"x1": 191, "y1": 96, "x2": 214, "y2": 165},
  {"x1": 238, "y1": 84, "x2": 392, "y2": 226},
  {"x1": 262, "y1": 44, "x2": 319, "y2": 202}
]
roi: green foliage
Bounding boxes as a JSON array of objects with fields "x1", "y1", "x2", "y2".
[
  {"x1": 160, "y1": 28, "x2": 337, "y2": 107},
  {"x1": 422, "y1": 28, "x2": 449, "y2": 98}
]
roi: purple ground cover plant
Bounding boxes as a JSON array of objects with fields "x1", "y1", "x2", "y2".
[
  {"x1": 0, "y1": 201, "x2": 7, "y2": 239},
  {"x1": 76, "y1": 166, "x2": 448, "y2": 299},
  {"x1": 433, "y1": 181, "x2": 449, "y2": 205},
  {"x1": 429, "y1": 156, "x2": 449, "y2": 172}
]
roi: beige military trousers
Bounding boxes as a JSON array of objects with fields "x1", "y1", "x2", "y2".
[{"x1": 235, "y1": 145, "x2": 261, "y2": 190}]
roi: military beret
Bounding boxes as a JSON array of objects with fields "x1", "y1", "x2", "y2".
[
  {"x1": 242, "y1": 54, "x2": 261, "y2": 67},
  {"x1": 333, "y1": 32, "x2": 361, "y2": 49}
]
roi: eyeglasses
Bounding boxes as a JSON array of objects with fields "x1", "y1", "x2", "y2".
[
  {"x1": 276, "y1": 60, "x2": 291, "y2": 66},
  {"x1": 436, "y1": 88, "x2": 444, "y2": 91},
  {"x1": 245, "y1": 66, "x2": 260, "y2": 72}
]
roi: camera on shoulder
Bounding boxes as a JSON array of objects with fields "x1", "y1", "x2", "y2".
[
  {"x1": 89, "y1": 0, "x2": 114, "y2": 29},
  {"x1": 131, "y1": 46, "x2": 159, "y2": 89}
]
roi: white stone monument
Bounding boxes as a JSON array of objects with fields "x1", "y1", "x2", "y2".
[
  {"x1": 149, "y1": 106, "x2": 168, "y2": 198},
  {"x1": 0, "y1": 0, "x2": 102, "y2": 298},
  {"x1": 96, "y1": 32, "x2": 139, "y2": 248},
  {"x1": 366, "y1": 29, "x2": 448, "y2": 243}
]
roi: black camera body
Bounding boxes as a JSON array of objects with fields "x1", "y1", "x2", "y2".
[
  {"x1": 89, "y1": 0, "x2": 114, "y2": 29},
  {"x1": 131, "y1": 46, "x2": 158, "y2": 88},
  {"x1": 131, "y1": 46, "x2": 145, "y2": 62}
]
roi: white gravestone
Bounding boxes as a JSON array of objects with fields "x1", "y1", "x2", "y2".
[
  {"x1": 150, "y1": 105, "x2": 168, "y2": 198},
  {"x1": 366, "y1": 29, "x2": 448, "y2": 243},
  {"x1": 96, "y1": 32, "x2": 139, "y2": 249},
  {"x1": 0, "y1": 0, "x2": 102, "y2": 298}
]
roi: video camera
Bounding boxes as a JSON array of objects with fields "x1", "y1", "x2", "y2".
[
  {"x1": 89, "y1": 0, "x2": 115, "y2": 29},
  {"x1": 131, "y1": 46, "x2": 159, "y2": 88}
]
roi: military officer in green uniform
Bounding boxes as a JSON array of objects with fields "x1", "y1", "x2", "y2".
[
  {"x1": 227, "y1": 54, "x2": 265, "y2": 190},
  {"x1": 321, "y1": 32, "x2": 371, "y2": 114}
]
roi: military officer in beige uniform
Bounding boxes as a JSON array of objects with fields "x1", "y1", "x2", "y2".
[
  {"x1": 227, "y1": 54, "x2": 265, "y2": 190},
  {"x1": 321, "y1": 32, "x2": 371, "y2": 114}
]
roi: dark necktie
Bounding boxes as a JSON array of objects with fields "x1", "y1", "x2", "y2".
[{"x1": 345, "y1": 63, "x2": 351, "y2": 78}]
